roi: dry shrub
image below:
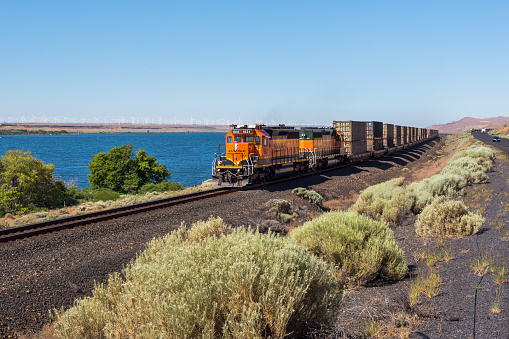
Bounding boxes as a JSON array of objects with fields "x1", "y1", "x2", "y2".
[
  {"x1": 452, "y1": 144, "x2": 496, "y2": 171},
  {"x1": 415, "y1": 196, "x2": 484, "y2": 238},
  {"x1": 441, "y1": 157, "x2": 488, "y2": 184},
  {"x1": 54, "y1": 219, "x2": 343, "y2": 338},
  {"x1": 265, "y1": 199, "x2": 298, "y2": 223},
  {"x1": 266, "y1": 199, "x2": 292, "y2": 215},
  {"x1": 323, "y1": 192, "x2": 359, "y2": 212},
  {"x1": 185, "y1": 216, "x2": 232, "y2": 243},
  {"x1": 289, "y1": 211, "x2": 408, "y2": 287},
  {"x1": 292, "y1": 187, "x2": 323, "y2": 206},
  {"x1": 415, "y1": 173, "x2": 467, "y2": 198},
  {"x1": 345, "y1": 142, "x2": 495, "y2": 225},
  {"x1": 349, "y1": 178, "x2": 414, "y2": 222}
]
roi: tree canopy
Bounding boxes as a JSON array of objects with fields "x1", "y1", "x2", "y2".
[
  {"x1": 88, "y1": 144, "x2": 171, "y2": 193},
  {"x1": 0, "y1": 150, "x2": 66, "y2": 214}
]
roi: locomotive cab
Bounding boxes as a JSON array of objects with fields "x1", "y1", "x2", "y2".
[{"x1": 213, "y1": 125, "x2": 272, "y2": 186}]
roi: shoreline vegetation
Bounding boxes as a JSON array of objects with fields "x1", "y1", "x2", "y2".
[
  {"x1": 0, "y1": 129, "x2": 72, "y2": 135},
  {"x1": 0, "y1": 123, "x2": 230, "y2": 134}
]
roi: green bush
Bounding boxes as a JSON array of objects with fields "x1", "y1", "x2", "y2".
[
  {"x1": 0, "y1": 150, "x2": 62, "y2": 215},
  {"x1": 292, "y1": 187, "x2": 323, "y2": 206},
  {"x1": 138, "y1": 181, "x2": 184, "y2": 194},
  {"x1": 88, "y1": 188, "x2": 121, "y2": 202},
  {"x1": 54, "y1": 218, "x2": 343, "y2": 338},
  {"x1": 289, "y1": 211, "x2": 408, "y2": 287},
  {"x1": 415, "y1": 196, "x2": 484, "y2": 238},
  {"x1": 88, "y1": 144, "x2": 171, "y2": 193}
]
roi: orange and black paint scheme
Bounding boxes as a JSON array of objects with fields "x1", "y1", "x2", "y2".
[{"x1": 212, "y1": 124, "x2": 346, "y2": 187}]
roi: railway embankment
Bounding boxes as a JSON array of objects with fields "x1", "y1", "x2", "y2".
[{"x1": 2, "y1": 134, "x2": 508, "y2": 338}]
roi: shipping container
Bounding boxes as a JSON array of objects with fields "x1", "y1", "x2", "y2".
[
  {"x1": 344, "y1": 140, "x2": 367, "y2": 155},
  {"x1": 366, "y1": 121, "x2": 383, "y2": 138},
  {"x1": 367, "y1": 138, "x2": 384, "y2": 151},
  {"x1": 394, "y1": 125, "x2": 402, "y2": 146},
  {"x1": 333, "y1": 121, "x2": 366, "y2": 141},
  {"x1": 383, "y1": 124, "x2": 394, "y2": 148}
]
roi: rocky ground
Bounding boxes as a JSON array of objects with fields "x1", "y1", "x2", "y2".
[
  {"x1": 321, "y1": 135, "x2": 509, "y2": 339},
  {"x1": 1, "y1": 137, "x2": 507, "y2": 338}
]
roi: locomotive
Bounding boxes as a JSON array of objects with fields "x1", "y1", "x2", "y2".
[{"x1": 212, "y1": 122, "x2": 438, "y2": 187}]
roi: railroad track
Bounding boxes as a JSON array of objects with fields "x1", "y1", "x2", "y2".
[
  {"x1": 0, "y1": 140, "x2": 435, "y2": 243},
  {"x1": 0, "y1": 187, "x2": 239, "y2": 243}
]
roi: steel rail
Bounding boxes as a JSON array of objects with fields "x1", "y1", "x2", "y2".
[
  {"x1": 0, "y1": 139, "x2": 436, "y2": 243},
  {"x1": 0, "y1": 187, "x2": 240, "y2": 243}
]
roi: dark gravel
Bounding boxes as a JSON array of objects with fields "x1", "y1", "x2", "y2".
[
  {"x1": 0, "y1": 141, "x2": 445, "y2": 338},
  {"x1": 327, "y1": 135, "x2": 509, "y2": 339}
]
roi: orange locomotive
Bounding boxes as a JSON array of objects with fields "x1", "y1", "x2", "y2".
[{"x1": 212, "y1": 124, "x2": 345, "y2": 187}]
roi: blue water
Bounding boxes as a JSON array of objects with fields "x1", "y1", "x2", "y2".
[{"x1": 0, "y1": 133, "x2": 225, "y2": 188}]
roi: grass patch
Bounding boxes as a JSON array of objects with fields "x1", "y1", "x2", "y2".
[
  {"x1": 492, "y1": 286, "x2": 502, "y2": 314},
  {"x1": 53, "y1": 217, "x2": 343, "y2": 338},
  {"x1": 492, "y1": 262, "x2": 507, "y2": 285},
  {"x1": 409, "y1": 269, "x2": 442, "y2": 306},
  {"x1": 289, "y1": 211, "x2": 407, "y2": 287},
  {"x1": 471, "y1": 248, "x2": 494, "y2": 276}
]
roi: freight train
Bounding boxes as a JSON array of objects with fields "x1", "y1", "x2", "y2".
[{"x1": 212, "y1": 121, "x2": 439, "y2": 187}]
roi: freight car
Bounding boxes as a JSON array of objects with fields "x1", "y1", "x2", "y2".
[{"x1": 212, "y1": 122, "x2": 438, "y2": 187}]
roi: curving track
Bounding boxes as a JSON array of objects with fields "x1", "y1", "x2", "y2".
[
  {"x1": 0, "y1": 188, "x2": 232, "y2": 243},
  {"x1": 0, "y1": 139, "x2": 434, "y2": 243}
]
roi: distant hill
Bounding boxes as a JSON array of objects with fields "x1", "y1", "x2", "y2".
[{"x1": 429, "y1": 116, "x2": 509, "y2": 134}]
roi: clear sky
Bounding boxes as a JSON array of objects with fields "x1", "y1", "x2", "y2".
[{"x1": 1, "y1": 1, "x2": 508, "y2": 127}]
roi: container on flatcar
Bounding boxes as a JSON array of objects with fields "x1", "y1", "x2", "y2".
[
  {"x1": 402, "y1": 126, "x2": 408, "y2": 144},
  {"x1": 343, "y1": 141, "x2": 367, "y2": 155},
  {"x1": 366, "y1": 121, "x2": 384, "y2": 151},
  {"x1": 383, "y1": 124, "x2": 395, "y2": 148},
  {"x1": 333, "y1": 121, "x2": 366, "y2": 141},
  {"x1": 394, "y1": 125, "x2": 402, "y2": 146},
  {"x1": 333, "y1": 121, "x2": 367, "y2": 155}
]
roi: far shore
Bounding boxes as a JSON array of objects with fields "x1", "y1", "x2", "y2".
[{"x1": 0, "y1": 123, "x2": 231, "y2": 134}]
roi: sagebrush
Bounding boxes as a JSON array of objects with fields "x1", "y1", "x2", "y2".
[
  {"x1": 289, "y1": 211, "x2": 408, "y2": 287},
  {"x1": 292, "y1": 187, "x2": 323, "y2": 206},
  {"x1": 415, "y1": 196, "x2": 484, "y2": 237},
  {"x1": 54, "y1": 217, "x2": 343, "y2": 338}
]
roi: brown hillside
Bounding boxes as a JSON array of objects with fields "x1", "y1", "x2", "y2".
[{"x1": 429, "y1": 116, "x2": 509, "y2": 134}]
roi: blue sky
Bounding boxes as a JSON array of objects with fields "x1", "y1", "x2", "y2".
[{"x1": 1, "y1": 1, "x2": 508, "y2": 127}]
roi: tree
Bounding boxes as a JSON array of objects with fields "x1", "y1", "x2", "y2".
[
  {"x1": 88, "y1": 144, "x2": 171, "y2": 193},
  {"x1": 0, "y1": 150, "x2": 62, "y2": 214}
]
